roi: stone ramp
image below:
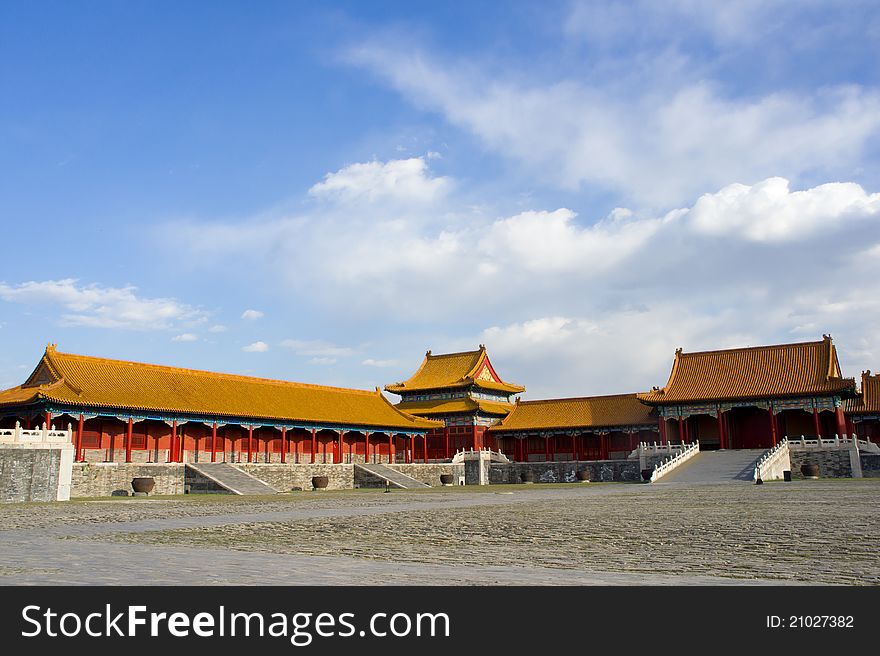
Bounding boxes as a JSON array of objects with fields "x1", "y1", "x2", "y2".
[
  {"x1": 355, "y1": 463, "x2": 430, "y2": 489},
  {"x1": 186, "y1": 463, "x2": 279, "y2": 495},
  {"x1": 658, "y1": 449, "x2": 766, "y2": 483}
]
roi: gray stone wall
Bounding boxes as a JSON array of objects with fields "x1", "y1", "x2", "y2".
[
  {"x1": 490, "y1": 460, "x2": 640, "y2": 484},
  {"x1": 860, "y1": 454, "x2": 880, "y2": 478},
  {"x1": 236, "y1": 464, "x2": 354, "y2": 491},
  {"x1": 71, "y1": 463, "x2": 185, "y2": 497},
  {"x1": 788, "y1": 448, "x2": 853, "y2": 479},
  {"x1": 0, "y1": 447, "x2": 63, "y2": 502},
  {"x1": 383, "y1": 464, "x2": 463, "y2": 487}
]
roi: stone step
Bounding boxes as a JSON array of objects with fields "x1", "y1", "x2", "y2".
[
  {"x1": 659, "y1": 449, "x2": 767, "y2": 483},
  {"x1": 186, "y1": 463, "x2": 279, "y2": 495},
  {"x1": 355, "y1": 463, "x2": 430, "y2": 489}
]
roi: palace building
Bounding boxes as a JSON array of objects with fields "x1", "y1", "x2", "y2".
[
  {"x1": 0, "y1": 345, "x2": 440, "y2": 464},
  {"x1": 0, "y1": 335, "x2": 873, "y2": 467},
  {"x1": 385, "y1": 345, "x2": 524, "y2": 459},
  {"x1": 637, "y1": 335, "x2": 857, "y2": 450}
]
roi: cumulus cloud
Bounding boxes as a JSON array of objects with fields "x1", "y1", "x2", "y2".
[
  {"x1": 0, "y1": 279, "x2": 206, "y2": 330},
  {"x1": 241, "y1": 309, "x2": 264, "y2": 320},
  {"x1": 346, "y1": 46, "x2": 880, "y2": 207},
  {"x1": 686, "y1": 177, "x2": 880, "y2": 242},
  {"x1": 242, "y1": 341, "x2": 269, "y2": 352},
  {"x1": 171, "y1": 333, "x2": 198, "y2": 342},
  {"x1": 163, "y1": 148, "x2": 880, "y2": 396},
  {"x1": 309, "y1": 157, "x2": 450, "y2": 204}
]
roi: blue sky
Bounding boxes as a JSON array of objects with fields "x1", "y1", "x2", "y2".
[{"x1": 1, "y1": 1, "x2": 879, "y2": 398}]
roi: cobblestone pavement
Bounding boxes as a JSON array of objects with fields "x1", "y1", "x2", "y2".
[{"x1": 1, "y1": 480, "x2": 877, "y2": 585}]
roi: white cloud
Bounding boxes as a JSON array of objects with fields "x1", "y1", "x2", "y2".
[
  {"x1": 172, "y1": 333, "x2": 198, "y2": 342},
  {"x1": 163, "y1": 155, "x2": 880, "y2": 396},
  {"x1": 280, "y1": 339, "x2": 355, "y2": 358},
  {"x1": 208, "y1": 324, "x2": 227, "y2": 333},
  {"x1": 362, "y1": 358, "x2": 398, "y2": 367},
  {"x1": 309, "y1": 157, "x2": 450, "y2": 204},
  {"x1": 241, "y1": 309, "x2": 264, "y2": 320},
  {"x1": 0, "y1": 279, "x2": 205, "y2": 330},
  {"x1": 686, "y1": 177, "x2": 880, "y2": 242},
  {"x1": 346, "y1": 46, "x2": 880, "y2": 206},
  {"x1": 243, "y1": 341, "x2": 269, "y2": 352}
]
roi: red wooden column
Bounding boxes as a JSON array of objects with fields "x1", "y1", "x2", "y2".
[
  {"x1": 423, "y1": 433, "x2": 428, "y2": 463},
  {"x1": 44, "y1": 411, "x2": 51, "y2": 430},
  {"x1": 443, "y1": 427, "x2": 450, "y2": 460},
  {"x1": 472, "y1": 425, "x2": 479, "y2": 450},
  {"x1": 280, "y1": 427, "x2": 287, "y2": 464},
  {"x1": 211, "y1": 423, "x2": 218, "y2": 462},
  {"x1": 835, "y1": 406, "x2": 847, "y2": 438},
  {"x1": 337, "y1": 430, "x2": 345, "y2": 464},
  {"x1": 364, "y1": 432, "x2": 370, "y2": 464},
  {"x1": 768, "y1": 406, "x2": 778, "y2": 446},
  {"x1": 75, "y1": 414, "x2": 84, "y2": 462},
  {"x1": 544, "y1": 435, "x2": 550, "y2": 462},
  {"x1": 246, "y1": 425, "x2": 253, "y2": 463},
  {"x1": 600, "y1": 434, "x2": 608, "y2": 460},
  {"x1": 388, "y1": 434, "x2": 394, "y2": 464},
  {"x1": 677, "y1": 416, "x2": 685, "y2": 444},
  {"x1": 572, "y1": 434, "x2": 577, "y2": 461},
  {"x1": 658, "y1": 417, "x2": 667, "y2": 445},
  {"x1": 310, "y1": 428, "x2": 317, "y2": 463},
  {"x1": 125, "y1": 417, "x2": 133, "y2": 463},
  {"x1": 716, "y1": 412, "x2": 725, "y2": 449},
  {"x1": 813, "y1": 408, "x2": 822, "y2": 439},
  {"x1": 170, "y1": 420, "x2": 178, "y2": 463}
]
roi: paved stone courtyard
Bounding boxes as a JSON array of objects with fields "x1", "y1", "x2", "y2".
[{"x1": 0, "y1": 479, "x2": 877, "y2": 585}]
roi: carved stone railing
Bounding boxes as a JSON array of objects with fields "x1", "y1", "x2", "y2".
[
  {"x1": 754, "y1": 437, "x2": 790, "y2": 482},
  {"x1": 0, "y1": 421, "x2": 72, "y2": 444},
  {"x1": 451, "y1": 447, "x2": 511, "y2": 464},
  {"x1": 650, "y1": 441, "x2": 700, "y2": 482},
  {"x1": 788, "y1": 434, "x2": 880, "y2": 454}
]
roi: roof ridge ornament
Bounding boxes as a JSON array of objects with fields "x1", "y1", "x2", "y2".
[{"x1": 425, "y1": 349, "x2": 432, "y2": 356}]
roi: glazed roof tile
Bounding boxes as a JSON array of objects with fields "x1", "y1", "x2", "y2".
[
  {"x1": 638, "y1": 336, "x2": 855, "y2": 404},
  {"x1": 490, "y1": 394, "x2": 656, "y2": 432},
  {"x1": 385, "y1": 346, "x2": 524, "y2": 394},
  {"x1": 0, "y1": 345, "x2": 440, "y2": 430},
  {"x1": 844, "y1": 371, "x2": 880, "y2": 414},
  {"x1": 395, "y1": 398, "x2": 515, "y2": 417}
]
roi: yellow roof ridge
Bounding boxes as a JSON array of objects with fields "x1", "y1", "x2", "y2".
[
  {"x1": 48, "y1": 347, "x2": 380, "y2": 396},
  {"x1": 674, "y1": 336, "x2": 832, "y2": 359}
]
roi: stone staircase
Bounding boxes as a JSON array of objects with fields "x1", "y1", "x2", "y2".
[
  {"x1": 186, "y1": 463, "x2": 279, "y2": 495},
  {"x1": 355, "y1": 463, "x2": 430, "y2": 489},
  {"x1": 657, "y1": 449, "x2": 767, "y2": 483}
]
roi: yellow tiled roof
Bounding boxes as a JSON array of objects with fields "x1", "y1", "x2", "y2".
[
  {"x1": 490, "y1": 394, "x2": 656, "y2": 432},
  {"x1": 844, "y1": 371, "x2": 880, "y2": 414},
  {"x1": 395, "y1": 398, "x2": 515, "y2": 417},
  {"x1": 0, "y1": 345, "x2": 440, "y2": 430},
  {"x1": 385, "y1": 346, "x2": 525, "y2": 394},
  {"x1": 639, "y1": 336, "x2": 856, "y2": 404}
]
